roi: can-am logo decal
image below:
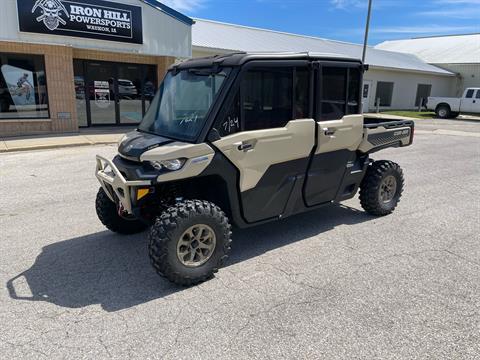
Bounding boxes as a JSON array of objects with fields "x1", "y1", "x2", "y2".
[
  {"x1": 32, "y1": 0, "x2": 69, "y2": 31},
  {"x1": 18, "y1": 0, "x2": 143, "y2": 44}
]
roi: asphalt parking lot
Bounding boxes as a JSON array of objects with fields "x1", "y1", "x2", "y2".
[{"x1": 1, "y1": 120, "x2": 479, "y2": 359}]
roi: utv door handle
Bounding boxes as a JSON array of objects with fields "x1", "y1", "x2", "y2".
[
  {"x1": 323, "y1": 128, "x2": 336, "y2": 136},
  {"x1": 236, "y1": 141, "x2": 254, "y2": 151}
]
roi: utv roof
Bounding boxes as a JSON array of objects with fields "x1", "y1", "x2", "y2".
[{"x1": 172, "y1": 52, "x2": 362, "y2": 69}]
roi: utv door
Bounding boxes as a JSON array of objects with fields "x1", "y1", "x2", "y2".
[
  {"x1": 212, "y1": 63, "x2": 315, "y2": 223},
  {"x1": 304, "y1": 63, "x2": 364, "y2": 206}
]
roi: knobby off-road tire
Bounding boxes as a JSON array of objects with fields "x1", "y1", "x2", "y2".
[
  {"x1": 359, "y1": 160, "x2": 404, "y2": 216},
  {"x1": 95, "y1": 187, "x2": 148, "y2": 234},
  {"x1": 149, "y1": 200, "x2": 232, "y2": 286}
]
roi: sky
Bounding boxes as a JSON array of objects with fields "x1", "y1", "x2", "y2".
[{"x1": 160, "y1": 0, "x2": 480, "y2": 45}]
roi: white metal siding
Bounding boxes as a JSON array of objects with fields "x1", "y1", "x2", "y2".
[
  {"x1": 365, "y1": 69, "x2": 456, "y2": 111},
  {"x1": 0, "y1": 0, "x2": 191, "y2": 58},
  {"x1": 433, "y1": 64, "x2": 480, "y2": 96}
]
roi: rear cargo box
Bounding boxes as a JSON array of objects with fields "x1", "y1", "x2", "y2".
[{"x1": 359, "y1": 117, "x2": 414, "y2": 153}]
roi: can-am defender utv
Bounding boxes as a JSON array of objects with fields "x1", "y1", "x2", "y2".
[{"x1": 95, "y1": 52, "x2": 414, "y2": 286}]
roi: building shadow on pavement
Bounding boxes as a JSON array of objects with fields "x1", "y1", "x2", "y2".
[{"x1": 7, "y1": 204, "x2": 374, "y2": 312}]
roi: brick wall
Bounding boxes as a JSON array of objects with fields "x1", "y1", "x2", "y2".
[
  {"x1": 0, "y1": 41, "x2": 76, "y2": 137},
  {"x1": 0, "y1": 40, "x2": 175, "y2": 137}
]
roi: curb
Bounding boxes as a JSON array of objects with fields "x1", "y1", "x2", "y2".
[{"x1": 0, "y1": 140, "x2": 118, "y2": 153}]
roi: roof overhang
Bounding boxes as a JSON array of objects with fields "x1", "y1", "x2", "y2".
[
  {"x1": 140, "y1": 0, "x2": 194, "y2": 26},
  {"x1": 368, "y1": 65, "x2": 456, "y2": 77}
]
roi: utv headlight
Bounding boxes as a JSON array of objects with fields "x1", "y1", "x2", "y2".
[
  {"x1": 149, "y1": 159, "x2": 186, "y2": 171},
  {"x1": 118, "y1": 135, "x2": 127, "y2": 147}
]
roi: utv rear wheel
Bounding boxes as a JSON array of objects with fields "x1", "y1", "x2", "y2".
[
  {"x1": 359, "y1": 160, "x2": 404, "y2": 216},
  {"x1": 95, "y1": 187, "x2": 148, "y2": 234},
  {"x1": 149, "y1": 200, "x2": 232, "y2": 286}
]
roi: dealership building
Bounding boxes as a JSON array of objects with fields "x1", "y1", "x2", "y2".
[
  {"x1": 0, "y1": 0, "x2": 193, "y2": 137},
  {"x1": 0, "y1": 0, "x2": 460, "y2": 137}
]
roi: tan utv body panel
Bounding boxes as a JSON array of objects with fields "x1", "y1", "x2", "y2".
[
  {"x1": 213, "y1": 119, "x2": 315, "y2": 192},
  {"x1": 358, "y1": 125, "x2": 412, "y2": 153},
  {"x1": 316, "y1": 114, "x2": 364, "y2": 154},
  {"x1": 140, "y1": 142, "x2": 215, "y2": 182}
]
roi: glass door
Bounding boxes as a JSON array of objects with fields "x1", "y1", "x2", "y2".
[
  {"x1": 87, "y1": 62, "x2": 117, "y2": 125},
  {"x1": 73, "y1": 60, "x2": 88, "y2": 127},
  {"x1": 74, "y1": 60, "x2": 158, "y2": 126},
  {"x1": 118, "y1": 64, "x2": 143, "y2": 124}
]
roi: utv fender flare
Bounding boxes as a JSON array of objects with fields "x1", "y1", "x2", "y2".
[{"x1": 182, "y1": 151, "x2": 251, "y2": 229}]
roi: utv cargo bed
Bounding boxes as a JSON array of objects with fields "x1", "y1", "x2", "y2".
[{"x1": 359, "y1": 116, "x2": 414, "y2": 154}]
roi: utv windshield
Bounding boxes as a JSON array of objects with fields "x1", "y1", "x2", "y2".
[{"x1": 138, "y1": 68, "x2": 231, "y2": 142}]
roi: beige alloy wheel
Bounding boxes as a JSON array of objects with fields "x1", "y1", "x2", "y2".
[
  {"x1": 379, "y1": 175, "x2": 397, "y2": 203},
  {"x1": 176, "y1": 224, "x2": 217, "y2": 267}
]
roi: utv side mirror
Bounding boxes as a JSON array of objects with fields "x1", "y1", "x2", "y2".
[{"x1": 208, "y1": 128, "x2": 221, "y2": 142}]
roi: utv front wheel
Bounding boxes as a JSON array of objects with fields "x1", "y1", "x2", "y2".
[
  {"x1": 359, "y1": 160, "x2": 404, "y2": 216},
  {"x1": 95, "y1": 187, "x2": 148, "y2": 234},
  {"x1": 149, "y1": 200, "x2": 232, "y2": 286}
]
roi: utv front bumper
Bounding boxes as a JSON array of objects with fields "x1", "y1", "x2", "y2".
[{"x1": 95, "y1": 155, "x2": 152, "y2": 214}]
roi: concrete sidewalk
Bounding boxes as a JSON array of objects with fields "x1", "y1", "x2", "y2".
[{"x1": 0, "y1": 128, "x2": 128, "y2": 153}]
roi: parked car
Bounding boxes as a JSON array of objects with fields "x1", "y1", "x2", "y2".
[
  {"x1": 95, "y1": 52, "x2": 414, "y2": 286},
  {"x1": 117, "y1": 79, "x2": 138, "y2": 99},
  {"x1": 426, "y1": 88, "x2": 480, "y2": 119}
]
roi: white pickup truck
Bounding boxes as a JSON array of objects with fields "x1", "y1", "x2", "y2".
[{"x1": 426, "y1": 88, "x2": 480, "y2": 119}]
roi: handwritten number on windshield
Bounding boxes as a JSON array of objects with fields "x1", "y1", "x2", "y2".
[
  {"x1": 180, "y1": 113, "x2": 199, "y2": 125},
  {"x1": 222, "y1": 116, "x2": 239, "y2": 134}
]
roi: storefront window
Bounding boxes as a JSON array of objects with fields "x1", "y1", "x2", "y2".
[{"x1": 0, "y1": 53, "x2": 49, "y2": 119}]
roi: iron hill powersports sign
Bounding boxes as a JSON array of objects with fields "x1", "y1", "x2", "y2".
[{"x1": 17, "y1": 0, "x2": 143, "y2": 44}]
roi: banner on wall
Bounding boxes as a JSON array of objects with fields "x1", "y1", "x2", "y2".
[{"x1": 17, "y1": 0, "x2": 143, "y2": 44}]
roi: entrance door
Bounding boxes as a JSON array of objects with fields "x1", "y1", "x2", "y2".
[
  {"x1": 73, "y1": 60, "x2": 88, "y2": 127},
  {"x1": 74, "y1": 60, "x2": 158, "y2": 127},
  {"x1": 87, "y1": 62, "x2": 116, "y2": 125},
  {"x1": 118, "y1": 64, "x2": 143, "y2": 124},
  {"x1": 362, "y1": 80, "x2": 372, "y2": 112}
]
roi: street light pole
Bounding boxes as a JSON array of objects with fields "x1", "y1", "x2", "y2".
[{"x1": 362, "y1": 0, "x2": 373, "y2": 64}]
